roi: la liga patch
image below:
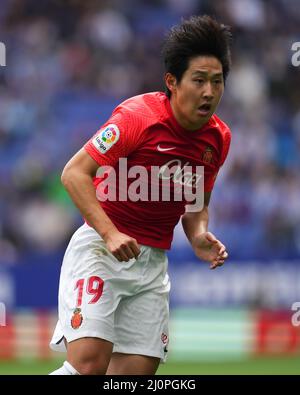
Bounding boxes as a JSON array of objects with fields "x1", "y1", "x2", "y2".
[{"x1": 92, "y1": 124, "x2": 120, "y2": 154}]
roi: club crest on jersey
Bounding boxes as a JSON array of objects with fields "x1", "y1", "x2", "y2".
[
  {"x1": 71, "y1": 307, "x2": 83, "y2": 329},
  {"x1": 202, "y1": 146, "x2": 213, "y2": 164},
  {"x1": 92, "y1": 124, "x2": 120, "y2": 154}
]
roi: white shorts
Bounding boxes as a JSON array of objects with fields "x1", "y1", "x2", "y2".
[{"x1": 50, "y1": 223, "x2": 170, "y2": 362}]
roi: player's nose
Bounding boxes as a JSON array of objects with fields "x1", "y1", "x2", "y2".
[{"x1": 202, "y1": 82, "x2": 214, "y2": 100}]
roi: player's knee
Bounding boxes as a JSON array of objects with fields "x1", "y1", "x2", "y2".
[
  {"x1": 69, "y1": 350, "x2": 109, "y2": 375},
  {"x1": 67, "y1": 337, "x2": 113, "y2": 375},
  {"x1": 75, "y1": 359, "x2": 106, "y2": 375}
]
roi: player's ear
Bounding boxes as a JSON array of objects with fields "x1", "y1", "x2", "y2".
[{"x1": 165, "y1": 73, "x2": 177, "y2": 95}]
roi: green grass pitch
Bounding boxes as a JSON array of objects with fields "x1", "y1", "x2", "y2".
[{"x1": 0, "y1": 356, "x2": 299, "y2": 375}]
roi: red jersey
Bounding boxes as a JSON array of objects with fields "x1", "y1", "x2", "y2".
[{"x1": 84, "y1": 92, "x2": 231, "y2": 249}]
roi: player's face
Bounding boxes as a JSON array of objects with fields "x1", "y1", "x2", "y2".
[{"x1": 167, "y1": 56, "x2": 224, "y2": 130}]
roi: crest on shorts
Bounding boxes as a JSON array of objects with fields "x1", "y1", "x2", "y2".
[
  {"x1": 161, "y1": 332, "x2": 168, "y2": 345},
  {"x1": 202, "y1": 146, "x2": 213, "y2": 164},
  {"x1": 161, "y1": 333, "x2": 169, "y2": 353},
  {"x1": 71, "y1": 307, "x2": 83, "y2": 329}
]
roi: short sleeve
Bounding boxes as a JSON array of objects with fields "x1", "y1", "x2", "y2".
[
  {"x1": 84, "y1": 108, "x2": 144, "y2": 167},
  {"x1": 204, "y1": 126, "x2": 231, "y2": 192},
  {"x1": 204, "y1": 168, "x2": 219, "y2": 193},
  {"x1": 219, "y1": 127, "x2": 231, "y2": 167}
]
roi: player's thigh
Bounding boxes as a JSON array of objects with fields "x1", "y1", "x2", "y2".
[
  {"x1": 106, "y1": 352, "x2": 160, "y2": 375},
  {"x1": 67, "y1": 337, "x2": 113, "y2": 375}
]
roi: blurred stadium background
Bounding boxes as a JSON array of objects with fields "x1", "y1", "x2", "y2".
[{"x1": 0, "y1": 0, "x2": 300, "y2": 375}]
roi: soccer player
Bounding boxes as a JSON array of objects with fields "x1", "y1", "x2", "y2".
[{"x1": 49, "y1": 15, "x2": 232, "y2": 375}]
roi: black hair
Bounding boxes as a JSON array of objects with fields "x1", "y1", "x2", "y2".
[{"x1": 162, "y1": 15, "x2": 232, "y2": 97}]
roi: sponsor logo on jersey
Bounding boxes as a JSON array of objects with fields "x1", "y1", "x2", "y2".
[
  {"x1": 92, "y1": 124, "x2": 120, "y2": 154},
  {"x1": 158, "y1": 159, "x2": 202, "y2": 188},
  {"x1": 71, "y1": 307, "x2": 83, "y2": 329}
]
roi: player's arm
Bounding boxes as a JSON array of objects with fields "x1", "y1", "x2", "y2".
[
  {"x1": 181, "y1": 192, "x2": 228, "y2": 269},
  {"x1": 61, "y1": 148, "x2": 140, "y2": 262}
]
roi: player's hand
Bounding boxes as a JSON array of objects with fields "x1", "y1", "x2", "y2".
[
  {"x1": 192, "y1": 232, "x2": 228, "y2": 269},
  {"x1": 102, "y1": 229, "x2": 141, "y2": 262}
]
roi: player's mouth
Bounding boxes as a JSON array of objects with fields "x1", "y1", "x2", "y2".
[{"x1": 197, "y1": 103, "x2": 212, "y2": 117}]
